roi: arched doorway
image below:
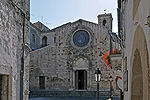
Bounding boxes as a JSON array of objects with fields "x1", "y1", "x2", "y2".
[
  {"x1": 72, "y1": 55, "x2": 90, "y2": 90},
  {"x1": 131, "y1": 49, "x2": 143, "y2": 100}
]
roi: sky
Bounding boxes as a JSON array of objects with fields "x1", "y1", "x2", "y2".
[{"x1": 30, "y1": 0, "x2": 118, "y2": 32}]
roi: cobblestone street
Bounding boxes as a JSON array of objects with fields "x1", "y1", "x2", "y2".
[{"x1": 29, "y1": 96, "x2": 120, "y2": 100}]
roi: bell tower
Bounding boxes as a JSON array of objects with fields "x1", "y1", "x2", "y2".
[{"x1": 98, "y1": 13, "x2": 113, "y2": 31}]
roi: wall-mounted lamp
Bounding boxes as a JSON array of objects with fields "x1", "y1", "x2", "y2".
[{"x1": 25, "y1": 43, "x2": 31, "y2": 52}]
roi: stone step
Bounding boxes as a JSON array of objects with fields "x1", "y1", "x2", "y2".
[{"x1": 30, "y1": 90, "x2": 120, "y2": 97}]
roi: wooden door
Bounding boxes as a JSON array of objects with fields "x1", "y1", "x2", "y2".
[
  {"x1": 39, "y1": 76, "x2": 45, "y2": 89},
  {"x1": 75, "y1": 70, "x2": 87, "y2": 90},
  {"x1": 84, "y1": 71, "x2": 87, "y2": 89},
  {"x1": 75, "y1": 71, "x2": 78, "y2": 89},
  {"x1": 0, "y1": 75, "x2": 2, "y2": 100}
]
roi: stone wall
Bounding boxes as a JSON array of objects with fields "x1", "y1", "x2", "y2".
[
  {"x1": 0, "y1": 0, "x2": 30, "y2": 100},
  {"x1": 30, "y1": 23, "x2": 41, "y2": 50}
]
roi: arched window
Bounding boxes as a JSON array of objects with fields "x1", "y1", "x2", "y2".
[
  {"x1": 32, "y1": 34, "x2": 35, "y2": 42},
  {"x1": 42, "y1": 36, "x2": 47, "y2": 47},
  {"x1": 103, "y1": 19, "x2": 107, "y2": 26}
]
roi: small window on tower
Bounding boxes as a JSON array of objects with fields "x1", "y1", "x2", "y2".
[{"x1": 103, "y1": 19, "x2": 107, "y2": 26}]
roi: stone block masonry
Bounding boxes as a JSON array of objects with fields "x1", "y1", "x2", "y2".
[{"x1": 0, "y1": 0, "x2": 30, "y2": 100}]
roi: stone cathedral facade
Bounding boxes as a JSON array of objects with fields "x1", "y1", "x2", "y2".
[{"x1": 29, "y1": 13, "x2": 118, "y2": 93}]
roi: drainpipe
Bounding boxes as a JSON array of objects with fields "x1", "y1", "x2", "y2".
[
  {"x1": 109, "y1": 30, "x2": 112, "y2": 55},
  {"x1": 20, "y1": 13, "x2": 25, "y2": 100},
  {"x1": 110, "y1": 17, "x2": 113, "y2": 55},
  {"x1": 8, "y1": 0, "x2": 25, "y2": 100}
]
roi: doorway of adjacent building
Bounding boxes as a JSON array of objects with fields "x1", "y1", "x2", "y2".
[
  {"x1": 39, "y1": 76, "x2": 45, "y2": 89},
  {"x1": 0, "y1": 75, "x2": 2, "y2": 100},
  {"x1": 0, "y1": 75, "x2": 9, "y2": 100},
  {"x1": 75, "y1": 70, "x2": 87, "y2": 90}
]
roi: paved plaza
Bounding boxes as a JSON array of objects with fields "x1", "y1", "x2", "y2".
[{"x1": 29, "y1": 96, "x2": 120, "y2": 100}]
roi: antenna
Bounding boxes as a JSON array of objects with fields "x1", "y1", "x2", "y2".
[
  {"x1": 41, "y1": 16, "x2": 43, "y2": 22},
  {"x1": 30, "y1": 14, "x2": 34, "y2": 16},
  {"x1": 46, "y1": 22, "x2": 51, "y2": 25}
]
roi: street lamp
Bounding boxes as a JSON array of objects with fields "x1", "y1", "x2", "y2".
[
  {"x1": 95, "y1": 68, "x2": 102, "y2": 100},
  {"x1": 109, "y1": 76, "x2": 113, "y2": 99}
]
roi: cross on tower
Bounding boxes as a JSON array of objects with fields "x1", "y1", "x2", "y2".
[{"x1": 104, "y1": 9, "x2": 107, "y2": 14}]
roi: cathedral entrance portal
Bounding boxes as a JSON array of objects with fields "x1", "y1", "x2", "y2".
[{"x1": 75, "y1": 70, "x2": 87, "y2": 90}]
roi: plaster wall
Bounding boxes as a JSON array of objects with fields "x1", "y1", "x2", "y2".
[{"x1": 123, "y1": 0, "x2": 150, "y2": 99}]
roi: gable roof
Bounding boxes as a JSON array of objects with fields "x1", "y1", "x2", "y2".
[
  {"x1": 30, "y1": 19, "x2": 99, "y2": 33},
  {"x1": 32, "y1": 21, "x2": 50, "y2": 32},
  {"x1": 50, "y1": 19, "x2": 99, "y2": 31}
]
